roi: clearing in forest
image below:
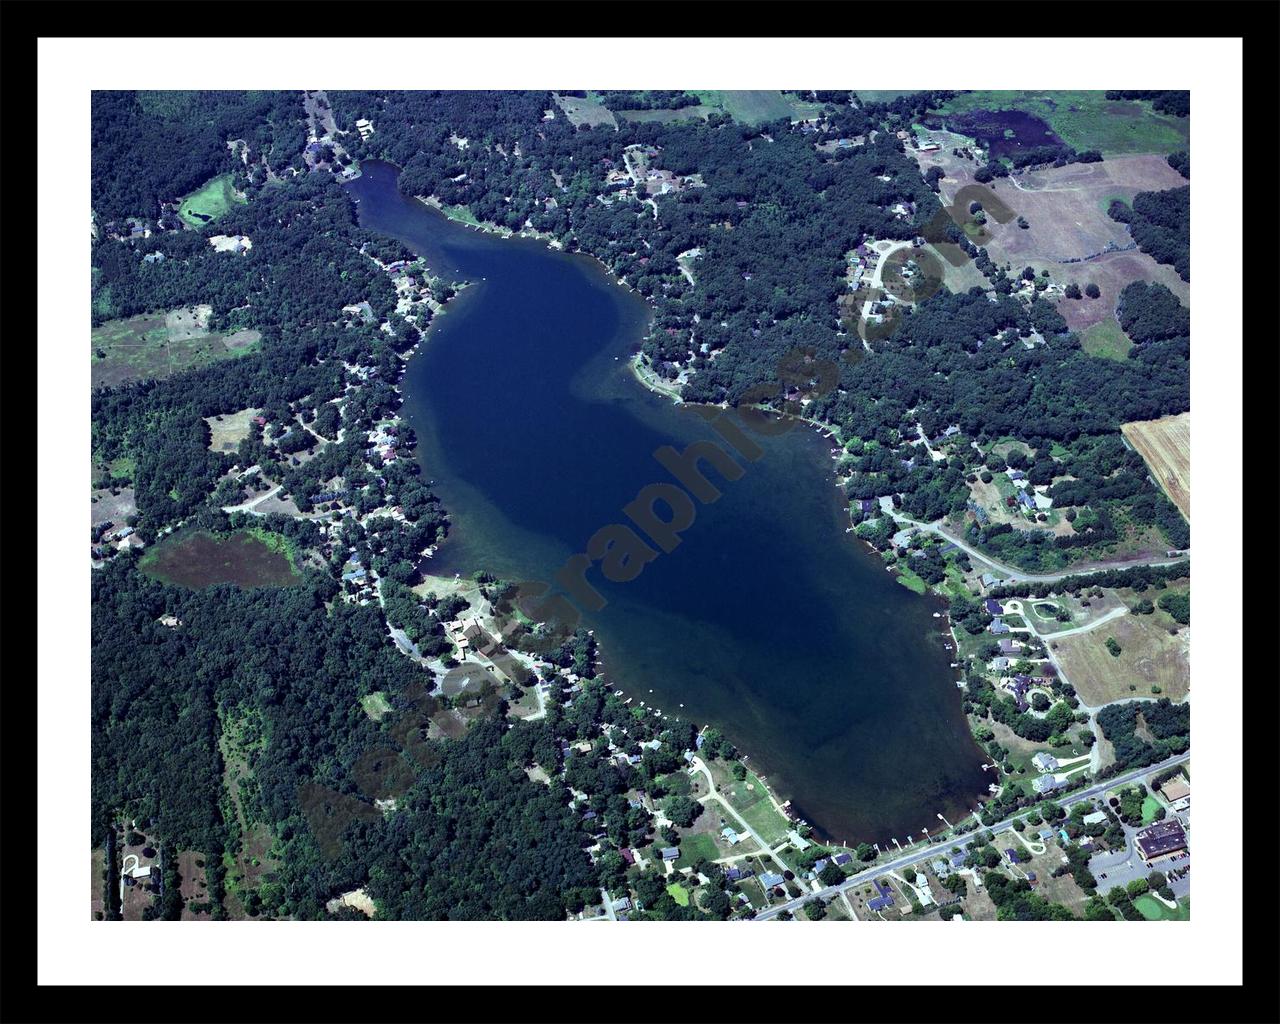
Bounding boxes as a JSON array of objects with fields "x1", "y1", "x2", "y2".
[{"x1": 178, "y1": 173, "x2": 247, "y2": 227}]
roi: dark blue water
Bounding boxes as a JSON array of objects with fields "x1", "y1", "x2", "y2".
[
  {"x1": 925, "y1": 109, "x2": 1064, "y2": 161},
  {"x1": 347, "y1": 161, "x2": 987, "y2": 843}
]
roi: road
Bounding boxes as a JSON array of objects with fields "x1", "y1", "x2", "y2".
[
  {"x1": 892, "y1": 515, "x2": 1189, "y2": 584},
  {"x1": 221, "y1": 482, "x2": 282, "y2": 515},
  {"x1": 751, "y1": 751, "x2": 1190, "y2": 921},
  {"x1": 1023, "y1": 604, "x2": 1128, "y2": 640}
]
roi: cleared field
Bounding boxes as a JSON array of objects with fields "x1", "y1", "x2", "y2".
[
  {"x1": 90, "y1": 486, "x2": 137, "y2": 526},
  {"x1": 913, "y1": 148, "x2": 1191, "y2": 332},
  {"x1": 204, "y1": 407, "x2": 262, "y2": 452},
  {"x1": 616, "y1": 105, "x2": 717, "y2": 124},
  {"x1": 720, "y1": 772, "x2": 791, "y2": 846},
  {"x1": 1122, "y1": 413, "x2": 1190, "y2": 522},
  {"x1": 92, "y1": 306, "x2": 260, "y2": 388},
  {"x1": 1080, "y1": 318, "x2": 1133, "y2": 360},
  {"x1": 1050, "y1": 612, "x2": 1189, "y2": 706},
  {"x1": 178, "y1": 173, "x2": 247, "y2": 227},
  {"x1": 139, "y1": 529, "x2": 301, "y2": 589},
  {"x1": 932, "y1": 91, "x2": 1190, "y2": 155},
  {"x1": 178, "y1": 850, "x2": 212, "y2": 920},
  {"x1": 693, "y1": 90, "x2": 794, "y2": 125},
  {"x1": 553, "y1": 93, "x2": 617, "y2": 129}
]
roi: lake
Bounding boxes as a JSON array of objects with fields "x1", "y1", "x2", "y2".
[{"x1": 346, "y1": 160, "x2": 987, "y2": 844}]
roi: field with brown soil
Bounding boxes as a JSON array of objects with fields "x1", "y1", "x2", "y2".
[{"x1": 1121, "y1": 413, "x2": 1190, "y2": 521}]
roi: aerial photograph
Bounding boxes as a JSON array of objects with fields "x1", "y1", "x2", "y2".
[{"x1": 89, "y1": 86, "x2": 1194, "y2": 926}]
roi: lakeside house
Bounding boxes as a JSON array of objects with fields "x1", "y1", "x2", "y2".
[
  {"x1": 1032, "y1": 774, "x2": 1064, "y2": 794},
  {"x1": 1031, "y1": 751, "x2": 1059, "y2": 773}
]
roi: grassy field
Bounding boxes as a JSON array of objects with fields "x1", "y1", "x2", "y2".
[
  {"x1": 666, "y1": 882, "x2": 691, "y2": 907},
  {"x1": 675, "y1": 832, "x2": 721, "y2": 869},
  {"x1": 1050, "y1": 612, "x2": 1189, "y2": 705},
  {"x1": 932, "y1": 91, "x2": 1190, "y2": 155},
  {"x1": 178, "y1": 173, "x2": 246, "y2": 227},
  {"x1": 92, "y1": 307, "x2": 259, "y2": 388},
  {"x1": 360, "y1": 691, "x2": 393, "y2": 721},
  {"x1": 616, "y1": 105, "x2": 717, "y2": 124},
  {"x1": 140, "y1": 529, "x2": 301, "y2": 589},
  {"x1": 204, "y1": 407, "x2": 262, "y2": 452},
  {"x1": 693, "y1": 90, "x2": 795, "y2": 125},
  {"x1": 1122, "y1": 413, "x2": 1190, "y2": 522},
  {"x1": 720, "y1": 771, "x2": 791, "y2": 847},
  {"x1": 1141, "y1": 795, "x2": 1164, "y2": 824},
  {"x1": 1081, "y1": 319, "x2": 1133, "y2": 361},
  {"x1": 553, "y1": 93, "x2": 617, "y2": 129}
]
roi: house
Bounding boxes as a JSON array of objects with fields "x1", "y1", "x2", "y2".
[
  {"x1": 760, "y1": 872, "x2": 785, "y2": 889},
  {"x1": 998, "y1": 638, "x2": 1020, "y2": 655},
  {"x1": 866, "y1": 879, "x2": 896, "y2": 912},
  {"x1": 721, "y1": 827, "x2": 742, "y2": 846},
  {"x1": 1038, "y1": 828, "x2": 1055, "y2": 842},
  {"x1": 611, "y1": 896, "x2": 632, "y2": 913},
  {"x1": 1018, "y1": 490, "x2": 1036, "y2": 511},
  {"x1": 1082, "y1": 810, "x2": 1108, "y2": 826},
  {"x1": 950, "y1": 851, "x2": 967, "y2": 870},
  {"x1": 833, "y1": 853, "x2": 852, "y2": 866},
  {"x1": 1004, "y1": 848, "x2": 1023, "y2": 865},
  {"x1": 660, "y1": 847, "x2": 680, "y2": 861},
  {"x1": 984, "y1": 599, "x2": 1003, "y2": 615},
  {"x1": 813, "y1": 858, "x2": 830, "y2": 874},
  {"x1": 1032, "y1": 774, "x2": 1064, "y2": 794},
  {"x1": 980, "y1": 572, "x2": 998, "y2": 588},
  {"x1": 1134, "y1": 820, "x2": 1188, "y2": 863},
  {"x1": 1026, "y1": 871, "x2": 1038, "y2": 886},
  {"x1": 725, "y1": 866, "x2": 742, "y2": 882},
  {"x1": 787, "y1": 829, "x2": 811, "y2": 851},
  {"x1": 930, "y1": 856, "x2": 951, "y2": 879},
  {"x1": 619, "y1": 847, "x2": 635, "y2": 866},
  {"x1": 990, "y1": 656, "x2": 1010, "y2": 672},
  {"x1": 989, "y1": 618, "x2": 1010, "y2": 635},
  {"x1": 1031, "y1": 752, "x2": 1059, "y2": 773}
]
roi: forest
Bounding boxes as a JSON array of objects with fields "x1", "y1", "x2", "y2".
[
  {"x1": 1109, "y1": 185, "x2": 1190, "y2": 281},
  {"x1": 91, "y1": 91, "x2": 308, "y2": 222}
]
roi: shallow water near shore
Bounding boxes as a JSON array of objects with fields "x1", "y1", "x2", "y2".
[{"x1": 346, "y1": 160, "x2": 987, "y2": 843}]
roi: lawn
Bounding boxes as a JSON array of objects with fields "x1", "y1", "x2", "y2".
[
  {"x1": 204, "y1": 407, "x2": 262, "y2": 452},
  {"x1": 178, "y1": 173, "x2": 247, "y2": 227},
  {"x1": 675, "y1": 832, "x2": 722, "y2": 869},
  {"x1": 1081, "y1": 319, "x2": 1133, "y2": 361},
  {"x1": 1134, "y1": 894, "x2": 1190, "y2": 921},
  {"x1": 932, "y1": 91, "x2": 1190, "y2": 155},
  {"x1": 1141, "y1": 796, "x2": 1163, "y2": 824},
  {"x1": 721, "y1": 772, "x2": 791, "y2": 847},
  {"x1": 666, "y1": 883, "x2": 690, "y2": 907}
]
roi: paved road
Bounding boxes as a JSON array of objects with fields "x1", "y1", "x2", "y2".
[
  {"x1": 1020, "y1": 604, "x2": 1128, "y2": 640},
  {"x1": 893, "y1": 515, "x2": 1189, "y2": 584},
  {"x1": 751, "y1": 751, "x2": 1190, "y2": 920},
  {"x1": 221, "y1": 482, "x2": 282, "y2": 515}
]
